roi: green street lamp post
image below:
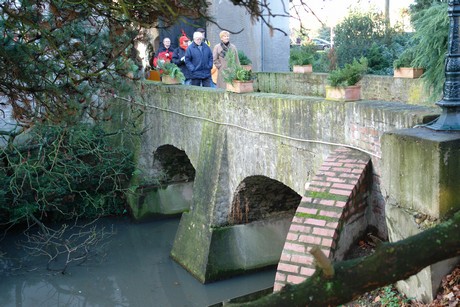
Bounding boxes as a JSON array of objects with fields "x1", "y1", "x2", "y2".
[{"x1": 427, "y1": 0, "x2": 460, "y2": 130}]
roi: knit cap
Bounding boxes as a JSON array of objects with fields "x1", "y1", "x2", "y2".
[{"x1": 179, "y1": 35, "x2": 189, "y2": 45}]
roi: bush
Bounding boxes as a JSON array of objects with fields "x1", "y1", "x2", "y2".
[
  {"x1": 238, "y1": 50, "x2": 252, "y2": 65},
  {"x1": 289, "y1": 44, "x2": 316, "y2": 69},
  {"x1": 223, "y1": 51, "x2": 253, "y2": 83},
  {"x1": 327, "y1": 57, "x2": 368, "y2": 87},
  {"x1": 157, "y1": 61, "x2": 185, "y2": 82},
  {"x1": 411, "y1": 2, "x2": 449, "y2": 99},
  {"x1": 367, "y1": 42, "x2": 393, "y2": 75},
  {"x1": 334, "y1": 10, "x2": 387, "y2": 68},
  {"x1": 0, "y1": 124, "x2": 135, "y2": 224},
  {"x1": 312, "y1": 50, "x2": 333, "y2": 73}
]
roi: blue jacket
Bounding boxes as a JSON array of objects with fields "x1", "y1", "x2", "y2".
[
  {"x1": 185, "y1": 42, "x2": 213, "y2": 79},
  {"x1": 172, "y1": 46, "x2": 192, "y2": 80}
]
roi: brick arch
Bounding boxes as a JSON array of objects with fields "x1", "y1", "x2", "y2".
[
  {"x1": 229, "y1": 175, "x2": 302, "y2": 225},
  {"x1": 274, "y1": 147, "x2": 372, "y2": 291}
]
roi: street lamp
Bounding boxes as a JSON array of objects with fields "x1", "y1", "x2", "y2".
[{"x1": 427, "y1": 0, "x2": 460, "y2": 130}]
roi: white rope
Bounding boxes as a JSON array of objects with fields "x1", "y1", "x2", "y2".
[{"x1": 114, "y1": 95, "x2": 381, "y2": 159}]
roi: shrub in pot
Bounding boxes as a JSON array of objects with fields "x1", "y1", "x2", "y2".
[
  {"x1": 223, "y1": 51, "x2": 254, "y2": 93},
  {"x1": 157, "y1": 61, "x2": 185, "y2": 84},
  {"x1": 326, "y1": 57, "x2": 368, "y2": 101},
  {"x1": 393, "y1": 49, "x2": 424, "y2": 79},
  {"x1": 238, "y1": 50, "x2": 252, "y2": 70},
  {"x1": 290, "y1": 44, "x2": 315, "y2": 73}
]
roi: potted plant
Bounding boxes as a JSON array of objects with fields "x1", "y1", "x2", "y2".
[
  {"x1": 393, "y1": 49, "x2": 424, "y2": 79},
  {"x1": 238, "y1": 50, "x2": 252, "y2": 71},
  {"x1": 326, "y1": 57, "x2": 368, "y2": 101},
  {"x1": 289, "y1": 44, "x2": 315, "y2": 73},
  {"x1": 157, "y1": 61, "x2": 185, "y2": 84},
  {"x1": 223, "y1": 51, "x2": 254, "y2": 93}
]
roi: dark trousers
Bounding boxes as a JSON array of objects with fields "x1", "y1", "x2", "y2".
[{"x1": 191, "y1": 77, "x2": 212, "y2": 87}]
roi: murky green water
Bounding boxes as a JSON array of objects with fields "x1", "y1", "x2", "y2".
[{"x1": 0, "y1": 217, "x2": 275, "y2": 307}]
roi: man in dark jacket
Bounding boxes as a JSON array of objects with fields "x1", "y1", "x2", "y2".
[
  {"x1": 172, "y1": 34, "x2": 192, "y2": 85},
  {"x1": 185, "y1": 31, "x2": 213, "y2": 87}
]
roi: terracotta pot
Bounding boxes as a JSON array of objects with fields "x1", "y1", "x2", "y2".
[
  {"x1": 325, "y1": 85, "x2": 361, "y2": 102},
  {"x1": 393, "y1": 67, "x2": 424, "y2": 79},
  {"x1": 148, "y1": 70, "x2": 161, "y2": 81},
  {"x1": 226, "y1": 80, "x2": 254, "y2": 93},
  {"x1": 293, "y1": 65, "x2": 313, "y2": 74},
  {"x1": 162, "y1": 75, "x2": 181, "y2": 84}
]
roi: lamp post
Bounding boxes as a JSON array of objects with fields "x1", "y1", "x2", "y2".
[{"x1": 427, "y1": 0, "x2": 460, "y2": 130}]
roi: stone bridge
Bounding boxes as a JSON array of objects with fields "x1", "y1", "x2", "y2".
[{"x1": 106, "y1": 79, "x2": 459, "y2": 302}]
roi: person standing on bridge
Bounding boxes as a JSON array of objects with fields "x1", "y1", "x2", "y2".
[
  {"x1": 213, "y1": 30, "x2": 240, "y2": 89},
  {"x1": 185, "y1": 31, "x2": 213, "y2": 87},
  {"x1": 172, "y1": 32, "x2": 192, "y2": 85},
  {"x1": 153, "y1": 37, "x2": 173, "y2": 68}
]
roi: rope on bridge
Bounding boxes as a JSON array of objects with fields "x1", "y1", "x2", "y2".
[{"x1": 114, "y1": 95, "x2": 381, "y2": 159}]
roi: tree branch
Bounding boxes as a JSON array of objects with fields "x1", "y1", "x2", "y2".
[{"x1": 229, "y1": 210, "x2": 460, "y2": 306}]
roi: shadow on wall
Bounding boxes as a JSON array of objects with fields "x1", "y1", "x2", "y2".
[
  {"x1": 130, "y1": 144, "x2": 196, "y2": 220},
  {"x1": 229, "y1": 175, "x2": 302, "y2": 225}
]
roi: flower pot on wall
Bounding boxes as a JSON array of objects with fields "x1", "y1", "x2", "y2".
[
  {"x1": 226, "y1": 80, "x2": 254, "y2": 93},
  {"x1": 162, "y1": 75, "x2": 181, "y2": 84},
  {"x1": 325, "y1": 85, "x2": 361, "y2": 102},
  {"x1": 293, "y1": 65, "x2": 313, "y2": 74},
  {"x1": 148, "y1": 70, "x2": 161, "y2": 81},
  {"x1": 394, "y1": 67, "x2": 424, "y2": 79}
]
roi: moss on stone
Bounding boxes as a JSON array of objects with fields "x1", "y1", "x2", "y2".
[
  {"x1": 295, "y1": 212, "x2": 337, "y2": 222},
  {"x1": 307, "y1": 190, "x2": 348, "y2": 202}
]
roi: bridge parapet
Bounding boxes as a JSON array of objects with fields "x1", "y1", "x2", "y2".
[{"x1": 255, "y1": 72, "x2": 436, "y2": 105}]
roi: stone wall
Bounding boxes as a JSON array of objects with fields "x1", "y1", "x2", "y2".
[{"x1": 255, "y1": 72, "x2": 436, "y2": 105}]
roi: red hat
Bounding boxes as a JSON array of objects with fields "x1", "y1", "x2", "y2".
[
  {"x1": 179, "y1": 30, "x2": 189, "y2": 46},
  {"x1": 179, "y1": 35, "x2": 189, "y2": 45}
]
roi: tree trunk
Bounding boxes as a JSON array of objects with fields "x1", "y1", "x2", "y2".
[{"x1": 229, "y1": 210, "x2": 460, "y2": 307}]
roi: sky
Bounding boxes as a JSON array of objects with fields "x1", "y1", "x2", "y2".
[{"x1": 291, "y1": 0, "x2": 415, "y2": 37}]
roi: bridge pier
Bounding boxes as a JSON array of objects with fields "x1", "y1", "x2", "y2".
[{"x1": 170, "y1": 124, "x2": 297, "y2": 282}]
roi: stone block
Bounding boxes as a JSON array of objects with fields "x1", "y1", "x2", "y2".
[
  {"x1": 385, "y1": 205, "x2": 460, "y2": 303},
  {"x1": 381, "y1": 128, "x2": 460, "y2": 218},
  {"x1": 129, "y1": 182, "x2": 193, "y2": 220}
]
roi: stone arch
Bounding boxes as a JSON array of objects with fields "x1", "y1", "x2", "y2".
[
  {"x1": 229, "y1": 175, "x2": 302, "y2": 225},
  {"x1": 130, "y1": 145, "x2": 195, "y2": 220},
  {"x1": 152, "y1": 144, "x2": 195, "y2": 185}
]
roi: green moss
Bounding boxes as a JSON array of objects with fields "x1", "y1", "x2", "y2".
[
  {"x1": 295, "y1": 212, "x2": 337, "y2": 222},
  {"x1": 307, "y1": 190, "x2": 348, "y2": 202}
]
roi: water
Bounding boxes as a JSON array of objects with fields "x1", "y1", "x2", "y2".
[{"x1": 0, "y1": 217, "x2": 275, "y2": 307}]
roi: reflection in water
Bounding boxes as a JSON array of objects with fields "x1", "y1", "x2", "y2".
[{"x1": 0, "y1": 217, "x2": 275, "y2": 307}]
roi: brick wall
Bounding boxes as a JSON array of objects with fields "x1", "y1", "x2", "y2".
[{"x1": 274, "y1": 147, "x2": 372, "y2": 292}]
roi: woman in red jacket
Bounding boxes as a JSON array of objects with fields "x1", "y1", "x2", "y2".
[{"x1": 153, "y1": 37, "x2": 173, "y2": 68}]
